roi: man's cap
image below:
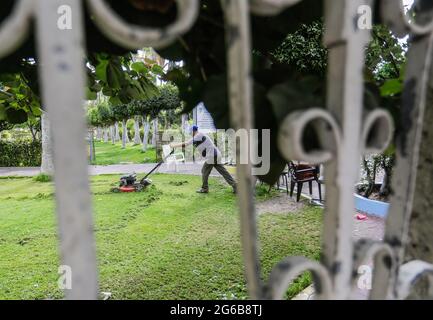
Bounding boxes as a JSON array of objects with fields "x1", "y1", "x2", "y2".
[{"x1": 190, "y1": 125, "x2": 198, "y2": 133}]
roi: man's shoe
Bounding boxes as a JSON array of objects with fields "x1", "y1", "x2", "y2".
[
  {"x1": 196, "y1": 188, "x2": 209, "y2": 194},
  {"x1": 232, "y1": 185, "x2": 237, "y2": 194}
]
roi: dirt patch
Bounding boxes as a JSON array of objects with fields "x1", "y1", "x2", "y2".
[
  {"x1": 356, "y1": 184, "x2": 389, "y2": 202},
  {"x1": 368, "y1": 191, "x2": 388, "y2": 202},
  {"x1": 256, "y1": 193, "x2": 305, "y2": 215}
]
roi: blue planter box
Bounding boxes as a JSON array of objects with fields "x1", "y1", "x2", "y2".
[{"x1": 354, "y1": 193, "x2": 389, "y2": 219}]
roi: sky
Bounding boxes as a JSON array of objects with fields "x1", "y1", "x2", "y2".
[
  {"x1": 398, "y1": 0, "x2": 415, "y2": 45},
  {"x1": 403, "y1": 0, "x2": 414, "y2": 10}
]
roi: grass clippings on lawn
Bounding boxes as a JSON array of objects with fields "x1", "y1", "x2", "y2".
[{"x1": 0, "y1": 174, "x2": 322, "y2": 300}]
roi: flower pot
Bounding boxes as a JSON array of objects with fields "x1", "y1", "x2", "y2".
[{"x1": 354, "y1": 193, "x2": 389, "y2": 219}]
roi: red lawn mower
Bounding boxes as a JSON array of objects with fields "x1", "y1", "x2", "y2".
[{"x1": 111, "y1": 149, "x2": 174, "y2": 193}]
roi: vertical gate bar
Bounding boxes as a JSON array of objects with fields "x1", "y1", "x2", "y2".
[
  {"x1": 222, "y1": 0, "x2": 263, "y2": 299},
  {"x1": 404, "y1": 44, "x2": 433, "y2": 297},
  {"x1": 379, "y1": 32, "x2": 433, "y2": 300},
  {"x1": 35, "y1": 0, "x2": 98, "y2": 299},
  {"x1": 323, "y1": 0, "x2": 372, "y2": 299}
]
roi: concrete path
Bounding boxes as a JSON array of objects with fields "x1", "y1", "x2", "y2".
[{"x1": 0, "y1": 162, "x2": 218, "y2": 177}]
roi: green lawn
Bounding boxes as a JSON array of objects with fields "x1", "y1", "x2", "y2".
[
  {"x1": 91, "y1": 141, "x2": 157, "y2": 165},
  {"x1": 0, "y1": 174, "x2": 322, "y2": 300}
]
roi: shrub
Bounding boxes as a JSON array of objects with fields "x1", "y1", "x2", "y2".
[
  {"x1": 0, "y1": 140, "x2": 42, "y2": 167},
  {"x1": 33, "y1": 173, "x2": 52, "y2": 183},
  {"x1": 0, "y1": 131, "x2": 12, "y2": 140}
]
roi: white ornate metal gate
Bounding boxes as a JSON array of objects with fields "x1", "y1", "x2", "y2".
[{"x1": 1, "y1": 0, "x2": 433, "y2": 300}]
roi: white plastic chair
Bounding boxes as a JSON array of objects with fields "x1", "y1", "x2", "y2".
[{"x1": 162, "y1": 144, "x2": 185, "y2": 172}]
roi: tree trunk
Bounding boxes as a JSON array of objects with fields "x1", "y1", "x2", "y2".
[
  {"x1": 142, "y1": 116, "x2": 150, "y2": 152},
  {"x1": 379, "y1": 170, "x2": 391, "y2": 196},
  {"x1": 122, "y1": 120, "x2": 127, "y2": 149},
  {"x1": 28, "y1": 124, "x2": 38, "y2": 142},
  {"x1": 88, "y1": 130, "x2": 96, "y2": 162},
  {"x1": 96, "y1": 127, "x2": 102, "y2": 141},
  {"x1": 152, "y1": 118, "x2": 158, "y2": 147},
  {"x1": 110, "y1": 125, "x2": 115, "y2": 144},
  {"x1": 362, "y1": 157, "x2": 374, "y2": 198},
  {"x1": 125, "y1": 120, "x2": 130, "y2": 143},
  {"x1": 103, "y1": 127, "x2": 109, "y2": 143},
  {"x1": 114, "y1": 122, "x2": 121, "y2": 142},
  {"x1": 41, "y1": 112, "x2": 54, "y2": 175},
  {"x1": 181, "y1": 113, "x2": 188, "y2": 133},
  {"x1": 133, "y1": 116, "x2": 141, "y2": 145},
  {"x1": 379, "y1": 157, "x2": 394, "y2": 197}
]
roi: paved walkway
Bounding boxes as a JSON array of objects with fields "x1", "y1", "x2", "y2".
[{"x1": 0, "y1": 162, "x2": 218, "y2": 177}]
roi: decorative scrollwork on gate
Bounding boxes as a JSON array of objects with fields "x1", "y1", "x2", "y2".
[
  {"x1": 86, "y1": 0, "x2": 199, "y2": 49},
  {"x1": 0, "y1": 0, "x2": 33, "y2": 57}
]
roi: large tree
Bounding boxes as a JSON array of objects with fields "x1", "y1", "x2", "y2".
[
  {"x1": 96, "y1": 102, "x2": 116, "y2": 144},
  {"x1": 129, "y1": 83, "x2": 181, "y2": 151},
  {"x1": 109, "y1": 104, "x2": 134, "y2": 149}
]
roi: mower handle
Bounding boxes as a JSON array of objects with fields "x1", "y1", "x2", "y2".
[{"x1": 141, "y1": 148, "x2": 175, "y2": 180}]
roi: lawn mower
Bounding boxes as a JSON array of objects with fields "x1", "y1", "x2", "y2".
[{"x1": 111, "y1": 148, "x2": 174, "y2": 193}]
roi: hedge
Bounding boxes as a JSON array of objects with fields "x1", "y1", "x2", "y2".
[{"x1": 0, "y1": 140, "x2": 42, "y2": 167}]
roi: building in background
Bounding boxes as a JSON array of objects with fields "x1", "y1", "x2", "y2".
[{"x1": 193, "y1": 102, "x2": 216, "y2": 133}]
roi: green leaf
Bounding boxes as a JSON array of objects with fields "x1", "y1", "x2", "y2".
[
  {"x1": 0, "y1": 104, "x2": 6, "y2": 120},
  {"x1": 31, "y1": 105, "x2": 42, "y2": 117},
  {"x1": 163, "y1": 68, "x2": 185, "y2": 83},
  {"x1": 131, "y1": 62, "x2": 147, "y2": 74},
  {"x1": 106, "y1": 63, "x2": 124, "y2": 89},
  {"x1": 125, "y1": 85, "x2": 141, "y2": 100},
  {"x1": 95, "y1": 58, "x2": 109, "y2": 83},
  {"x1": 380, "y1": 79, "x2": 403, "y2": 97},
  {"x1": 91, "y1": 82, "x2": 102, "y2": 92},
  {"x1": 85, "y1": 87, "x2": 98, "y2": 100},
  {"x1": 151, "y1": 64, "x2": 164, "y2": 76},
  {"x1": 102, "y1": 87, "x2": 113, "y2": 96},
  {"x1": 109, "y1": 96, "x2": 122, "y2": 106}
]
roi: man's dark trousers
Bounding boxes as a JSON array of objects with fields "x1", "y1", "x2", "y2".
[{"x1": 201, "y1": 162, "x2": 236, "y2": 191}]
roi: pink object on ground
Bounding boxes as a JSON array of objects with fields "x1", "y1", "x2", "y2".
[{"x1": 356, "y1": 213, "x2": 368, "y2": 220}]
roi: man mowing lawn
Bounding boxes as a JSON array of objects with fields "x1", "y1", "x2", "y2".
[{"x1": 170, "y1": 125, "x2": 237, "y2": 194}]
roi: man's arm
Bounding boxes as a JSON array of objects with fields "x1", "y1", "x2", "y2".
[
  {"x1": 170, "y1": 138, "x2": 193, "y2": 149},
  {"x1": 169, "y1": 142, "x2": 185, "y2": 148}
]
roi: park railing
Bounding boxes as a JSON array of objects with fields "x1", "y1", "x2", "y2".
[{"x1": 1, "y1": 0, "x2": 433, "y2": 299}]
